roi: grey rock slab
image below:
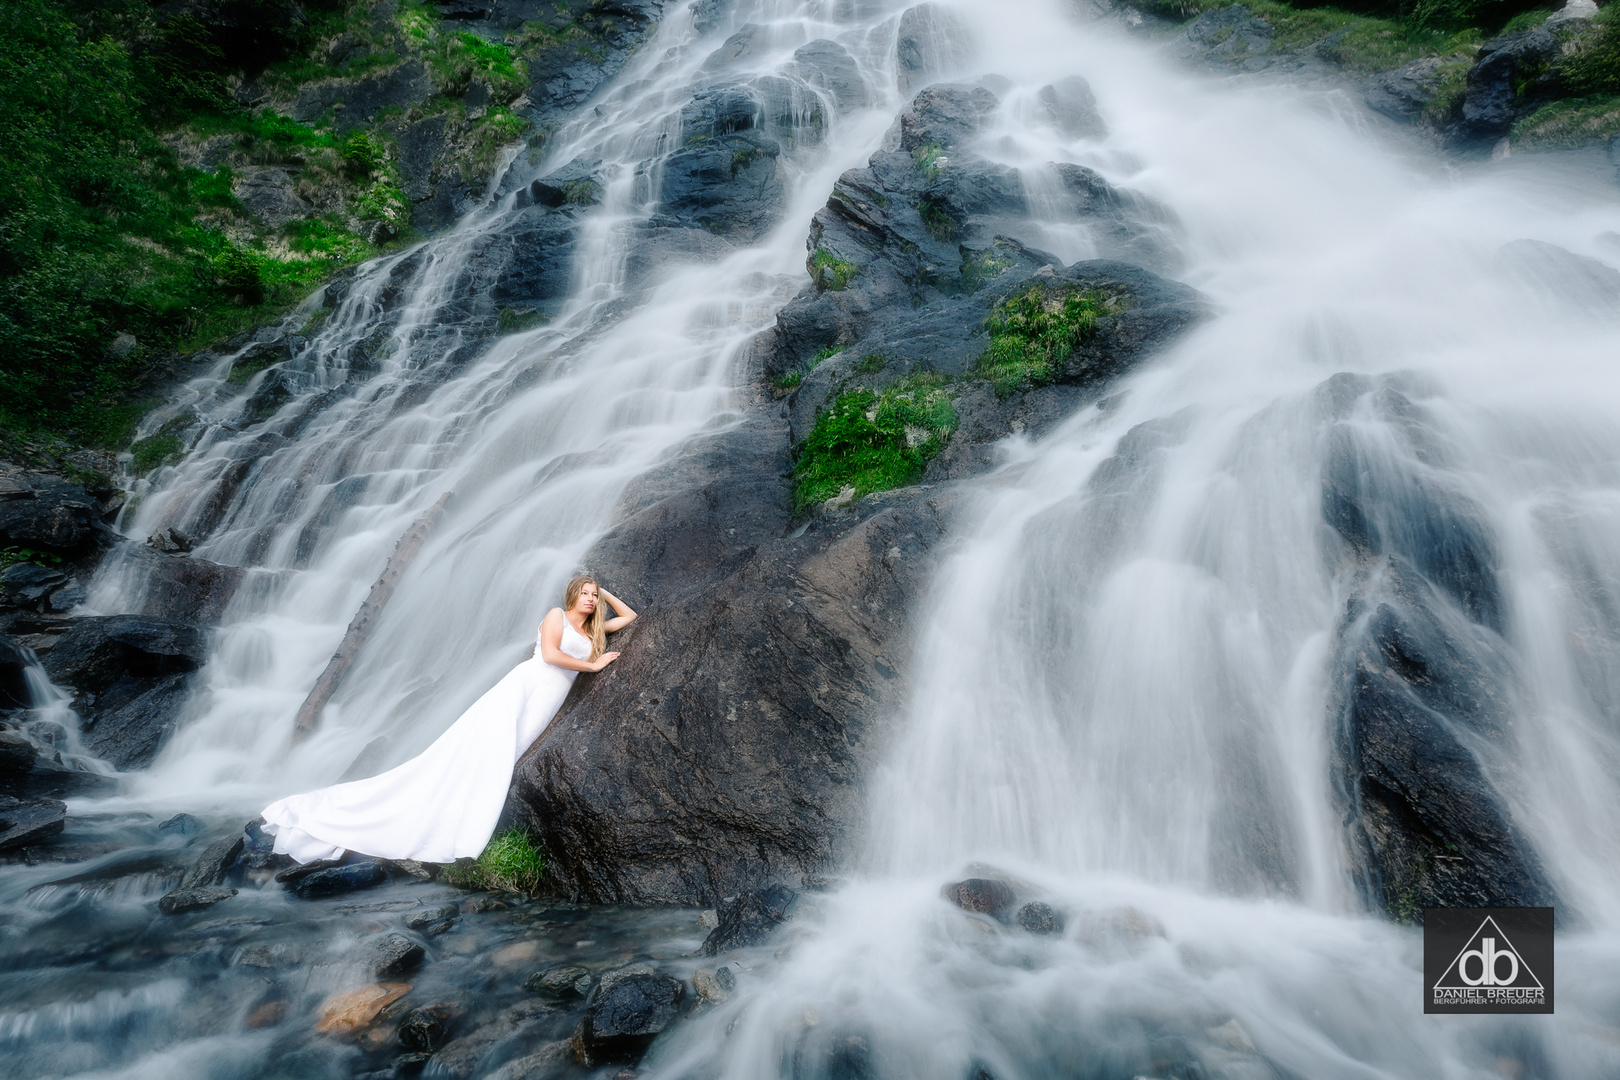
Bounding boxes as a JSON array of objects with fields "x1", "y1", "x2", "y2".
[
  {"x1": 524, "y1": 964, "x2": 593, "y2": 997},
  {"x1": 179, "y1": 832, "x2": 246, "y2": 889},
  {"x1": 370, "y1": 932, "x2": 426, "y2": 978},
  {"x1": 289, "y1": 860, "x2": 387, "y2": 898},
  {"x1": 0, "y1": 794, "x2": 67, "y2": 852}
]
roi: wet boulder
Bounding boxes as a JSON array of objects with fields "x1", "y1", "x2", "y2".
[
  {"x1": 369, "y1": 933, "x2": 426, "y2": 978},
  {"x1": 1016, "y1": 900, "x2": 1063, "y2": 934},
  {"x1": 700, "y1": 885, "x2": 797, "y2": 955},
  {"x1": 116, "y1": 544, "x2": 246, "y2": 626},
  {"x1": 179, "y1": 832, "x2": 246, "y2": 888},
  {"x1": 0, "y1": 794, "x2": 66, "y2": 852},
  {"x1": 0, "y1": 476, "x2": 107, "y2": 557},
  {"x1": 575, "y1": 971, "x2": 687, "y2": 1065},
  {"x1": 398, "y1": 1001, "x2": 461, "y2": 1051},
  {"x1": 41, "y1": 615, "x2": 208, "y2": 770},
  {"x1": 658, "y1": 85, "x2": 788, "y2": 242},
  {"x1": 157, "y1": 886, "x2": 238, "y2": 915},
  {"x1": 290, "y1": 860, "x2": 388, "y2": 898},
  {"x1": 944, "y1": 877, "x2": 1016, "y2": 918}
]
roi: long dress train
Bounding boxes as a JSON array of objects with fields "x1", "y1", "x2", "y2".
[{"x1": 261, "y1": 614, "x2": 591, "y2": 864}]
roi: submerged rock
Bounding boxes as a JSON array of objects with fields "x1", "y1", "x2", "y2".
[
  {"x1": 179, "y1": 832, "x2": 246, "y2": 889},
  {"x1": 314, "y1": 982, "x2": 413, "y2": 1037},
  {"x1": 157, "y1": 886, "x2": 238, "y2": 915},
  {"x1": 525, "y1": 965, "x2": 593, "y2": 998},
  {"x1": 575, "y1": 972, "x2": 687, "y2": 1065},
  {"x1": 398, "y1": 1001, "x2": 461, "y2": 1051},
  {"x1": 1016, "y1": 900, "x2": 1063, "y2": 934},
  {"x1": 286, "y1": 860, "x2": 387, "y2": 898},
  {"x1": 943, "y1": 878, "x2": 1016, "y2": 918},
  {"x1": 369, "y1": 933, "x2": 425, "y2": 978}
]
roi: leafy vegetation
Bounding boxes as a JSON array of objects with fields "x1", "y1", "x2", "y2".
[
  {"x1": 1511, "y1": 93, "x2": 1620, "y2": 147},
  {"x1": 443, "y1": 829, "x2": 547, "y2": 894},
  {"x1": 811, "y1": 249, "x2": 858, "y2": 291},
  {"x1": 1135, "y1": 0, "x2": 1544, "y2": 34},
  {"x1": 975, "y1": 285, "x2": 1109, "y2": 397},
  {"x1": 792, "y1": 373, "x2": 957, "y2": 512},
  {"x1": 911, "y1": 140, "x2": 947, "y2": 180},
  {"x1": 1, "y1": 546, "x2": 66, "y2": 569},
  {"x1": 0, "y1": 0, "x2": 396, "y2": 447},
  {"x1": 1560, "y1": 8, "x2": 1620, "y2": 97}
]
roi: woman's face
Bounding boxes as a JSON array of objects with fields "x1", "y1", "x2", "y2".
[{"x1": 573, "y1": 583, "x2": 598, "y2": 615}]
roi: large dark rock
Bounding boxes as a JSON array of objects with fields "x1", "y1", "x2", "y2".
[
  {"x1": 700, "y1": 884, "x2": 796, "y2": 954},
  {"x1": 944, "y1": 877, "x2": 1016, "y2": 918},
  {"x1": 1320, "y1": 374, "x2": 1554, "y2": 918},
  {"x1": 510, "y1": 82, "x2": 1203, "y2": 907},
  {"x1": 369, "y1": 932, "x2": 426, "y2": 978},
  {"x1": 114, "y1": 544, "x2": 246, "y2": 625},
  {"x1": 40, "y1": 615, "x2": 208, "y2": 770},
  {"x1": 290, "y1": 860, "x2": 387, "y2": 898},
  {"x1": 576, "y1": 971, "x2": 686, "y2": 1065},
  {"x1": 0, "y1": 635, "x2": 34, "y2": 709},
  {"x1": 1459, "y1": 29, "x2": 1560, "y2": 141},
  {"x1": 0, "y1": 477, "x2": 107, "y2": 556},
  {"x1": 657, "y1": 84, "x2": 790, "y2": 242},
  {"x1": 0, "y1": 794, "x2": 66, "y2": 852}
]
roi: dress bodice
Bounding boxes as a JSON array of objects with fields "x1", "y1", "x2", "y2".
[{"x1": 553, "y1": 613, "x2": 593, "y2": 661}]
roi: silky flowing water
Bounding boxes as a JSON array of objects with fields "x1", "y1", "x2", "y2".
[{"x1": 5, "y1": 0, "x2": 1620, "y2": 1077}]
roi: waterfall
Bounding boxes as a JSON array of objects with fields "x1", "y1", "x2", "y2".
[
  {"x1": 82, "y1": 0, "x2": 908, "y2": 817},
  {"x1": 17, "y1": 0, "x2": 1619, "y2": 1075},
  {"x1": 642, "y1": 2, "x2": 1620, "y2": 1078}
]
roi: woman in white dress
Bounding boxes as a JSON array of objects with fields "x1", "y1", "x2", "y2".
[{"x1": 261, "y1": 575, "x2": 637, "y2": 864}]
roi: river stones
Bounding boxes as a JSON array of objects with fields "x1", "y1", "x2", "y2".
[
  {"x1": 525, "y1": 965, "x2": 593, "y2": 998},
  {"x1": 157, "y1": 886, "x2": 238, "y2": 915},
  {"x1": 0, "y1": 794, "x2": 66, "y2": 851},
  {"x1": 398, "y1": 1001, "x2": 461, "y2": 1051},
  {"x1": 369, "y1": 933, "x2": 425, "y2": 978},
  {"x1": 1015, "y1": 900, "x2": 1063, "y2": 935},
  {"x1": 314, "y1": 982, "x2": 413, "y2": 1037},
  {"x1": 944, "y1": 878, "x2": 1016, "y2": 918},
  {"x1": 179, "y1": 832, "x2": 246, "y2": 888},
  {"x1": 405, "y1": 903, "x2": 459, "y2": 932},
  {"x1": 287, "y1": 860, "x2": 388, "y2": 899},
  {"x1": 575, "y1": 972, "x2": 687, "y2": 1065}
]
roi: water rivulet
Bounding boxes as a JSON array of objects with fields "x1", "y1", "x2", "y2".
[{"x1": 5, "y1": 0, "x2": 1620, "y2": 1077}]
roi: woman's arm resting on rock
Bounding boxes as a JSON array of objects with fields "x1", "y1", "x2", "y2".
[
  {"x1": 598, "y1": 587, "x2": 638, "y2": 632},
  {"x1": 539, "y1": 608, "x2": 619, "y2": 672}
]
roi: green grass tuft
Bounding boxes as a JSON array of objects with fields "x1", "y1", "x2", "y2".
[
  {"x1": 911, "y1": 140, "x2": 946, "y2": 180},
  {"x1": 811, "y1": 248, "x2": 858, "y2": 291},
  {"x1": 792, "y1": 373, "x2": 957, "y2": 512},
  {"x1": 975, "y1": 285, "x2": 1109, "y2": 397},
  {"x1": 442, "y1": 829, "x2": 547, "y2": 894},
  {"x1": 1511, "y1": 93, "x2": 1620, "y2": 148}
]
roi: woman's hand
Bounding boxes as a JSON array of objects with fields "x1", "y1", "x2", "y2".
[{"x1": 590, "y1": 651, "x2": 621, "y2": 672}]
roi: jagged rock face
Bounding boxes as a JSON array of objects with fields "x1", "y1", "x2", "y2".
[
  {"x1": 510, "y1": 83, "x2": 1208, "y2": 906},
  {"x1": 40, "y1": 616, "x2": 210, "y2": 770},
  {"x1": 1318, "y1": 373, "x2": 1555, "y2": 916}
]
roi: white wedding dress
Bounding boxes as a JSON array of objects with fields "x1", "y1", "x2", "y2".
[{"x1": 261, "y1": 613, "x2": 591, "y2": 864}]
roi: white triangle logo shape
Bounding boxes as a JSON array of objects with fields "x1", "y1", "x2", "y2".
[{"x1": 1434, "y1": 916, "x2": 1544, "y2": 990}]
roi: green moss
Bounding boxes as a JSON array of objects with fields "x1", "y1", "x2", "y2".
[
  {"x1": 730, "y1": 145, "x2": 760, "y2": 177},
  {"x1": 792, "y1": 373, "x2": 957, "y2": 512},
  {"x1": 286, "y1": 218, "x2": 373, "y2": 262},
  {"x1": 810, "y1": 346, "x2": 844, "y2": 366},
  {"x1": 496, "y1": 306, "x2": 547, "y2": 335},
  {"x1": 1511, "y1": 93, "x2": 1620, "y2": 147},
  {"x1": 911, "y1": 140, "x2": 946, "y2": 180},
  {"x1": 775, "y1": 369, "x2": 805, "y2": 391},
  {"x1": 811, "y1": 248, "x2": 858, "y2": 291},
  {"x1": 918, "y1": 196, "x2": 959, "y2": 242},
  {"x1": 465, "y1": 106, "x2": 533, "y2": 178},
  {"x1": 975, "y1": 284, "x2": 1109, "y2": 397},
  {"x1": 432, "y1": 30, "x2": 527, "y2": 101},
  {"x1": 129, "y1": 433, "x2": 182, "y2": 476},
  {"x1": 442, "y1": 829, "x2": 546, "y2": 894},
  {"x1": 189, "y1": 166, "x2": 240, "y2": 209},
  {"x1": 856, "y1": 353, "x2": 887, "y2": 375},
  {"x1": 959, "y1": 247, "x2": 1016, "y2": 292}
]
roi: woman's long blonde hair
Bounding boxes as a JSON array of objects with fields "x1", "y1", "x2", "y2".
[{"x1": 563, "y1": 573, "x2": 607, "y2": 661}]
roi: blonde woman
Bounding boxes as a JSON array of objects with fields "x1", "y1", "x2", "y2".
[{"x1": 262, "y1": 574, "x2": 636, "y2": 864}]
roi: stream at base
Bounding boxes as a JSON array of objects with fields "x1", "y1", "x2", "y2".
[{"x1": 7, "y1": 0, "x2": 1620, "y2": 1077}]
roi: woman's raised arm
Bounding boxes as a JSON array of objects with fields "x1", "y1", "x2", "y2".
[{"x1": 598, "y1": 587, "x2": 638, "y2": 633}]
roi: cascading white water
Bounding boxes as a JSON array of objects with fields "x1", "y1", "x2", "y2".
[
  {"x1": 642, "y1": 3, "x2": 1620, "y2": 1079},
  {"x1": 83, "y1": 0, "x2": 909, "y2": 820},
  {"x1": 33, "y1": 0, "x2": 1620, "y2": 1075}
]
